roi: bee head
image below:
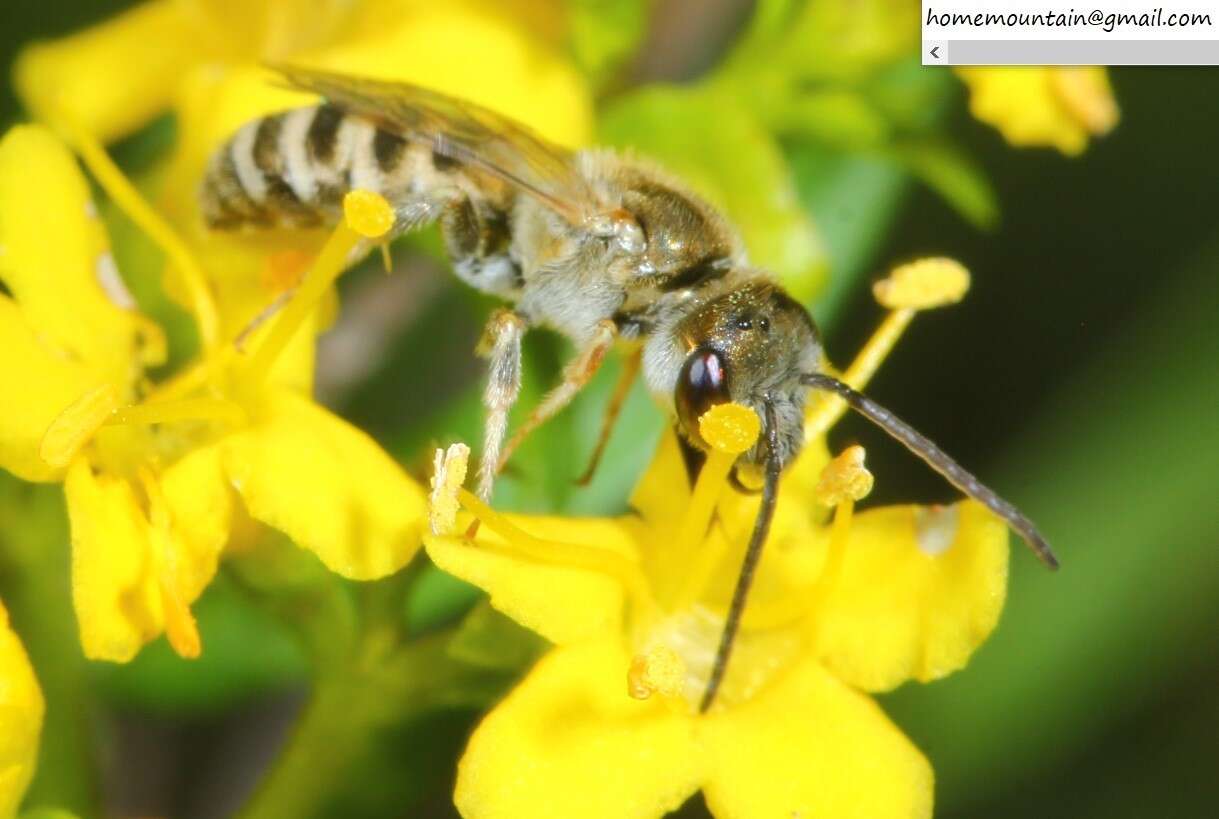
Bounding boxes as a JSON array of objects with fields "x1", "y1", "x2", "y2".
[{"x1": 666, "y1": 281, "x2": 821, "y2": 471}]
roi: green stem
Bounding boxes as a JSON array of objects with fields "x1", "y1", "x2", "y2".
[{"x1": 235, "y1": 628, "x2": 485, "y2": 819}]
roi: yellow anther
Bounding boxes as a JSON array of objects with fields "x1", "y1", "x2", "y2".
[
  {"x1": 873, "y1": 257, "x2": 971, "y2": 311},
  {"x1": 815, "y1": 445, "x2": 874, "y2": 507},
  {"x1": 343, "y1": 190, "x2": 395, "y2": 239},
  {"x1": 699, "y1": 403, "x2": 761, "y2": 455},
  {"x1": 40, "y1": 383, "x2": 120, "y2": 469},
  {"x1": 627, "y1": 645, "x2": 687, "y2": 700},
  {"x1": 1052, "y1": 68, "x2": 1120, "y2": 136},
  {"x1": 429, "y1": 443, "x2": 470, "y2": 535}
]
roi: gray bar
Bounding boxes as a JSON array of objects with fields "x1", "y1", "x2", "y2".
[{"x1": 930, "y1": 39, "x2": 1219, "y2": 65}]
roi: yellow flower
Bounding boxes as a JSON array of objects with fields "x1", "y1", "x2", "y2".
[
  {"x1": 956, "y1": 67, "x2": 1119, "y2": 155},
  {"x1": 424, "y1": 260, "x2": 1010, "y2": 819},
  {"x1": 13, "y1": 0, "x2": 585, "y2": 146},
  {"x1": 0, "y1": 125, "x2": 427, "y2": 662},
  {"x1": 0, "y1": 600, "x2": 43, "y2": 819}
]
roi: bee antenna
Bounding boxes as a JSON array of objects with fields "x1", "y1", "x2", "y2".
[
  {"x1": 802, "y1": 373, "x2": 1059, "y2": 570},
  {"x1": 700, "y1": 400, "x2": 783, "y2": 713}
]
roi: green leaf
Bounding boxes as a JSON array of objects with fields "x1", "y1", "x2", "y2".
[
  {"x1": 786, "y1": 145, "x2": 908, "y2": 328},
  {"x1": 887, "y1": 139, "x2": 999, "y2": 230},
  {"x1": 771, "y1": 90, "x2": 891, "y2": 149},
  {"x1": 600, "y1": 86, "x2": 827, "y2": 302},
  {"x1": 566, "y1": 0, "x2": 649, "y2": 88}
]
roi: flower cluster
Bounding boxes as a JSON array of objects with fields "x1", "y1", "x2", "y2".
[{"x1": 0, "y1": 0, "x2": 1108, "y2": 816}]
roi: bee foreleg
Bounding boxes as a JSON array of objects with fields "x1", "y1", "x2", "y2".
[
  {"x1": 476, "y1": 309, "x2": 529, "y2": 502},
  {"x1": 496, "y1": 320, "x2": 617, "y2": 475}
]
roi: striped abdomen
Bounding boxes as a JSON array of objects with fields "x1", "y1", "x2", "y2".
[{"x1": 201, "y1": 103, "x2": 463, "y2": 230}]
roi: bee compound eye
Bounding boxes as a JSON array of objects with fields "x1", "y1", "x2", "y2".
[{"x1": 675, "y1": 347, "x2": 730, "y2": 448}]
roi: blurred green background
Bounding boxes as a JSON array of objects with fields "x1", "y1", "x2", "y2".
[{"x1": 2, "y1": 1, "x2": 1217, "y2": 818}]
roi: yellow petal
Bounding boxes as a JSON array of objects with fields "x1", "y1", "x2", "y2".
[
  {"x1": 701, "y1": 659, "x2": 932, "y2": 819},
  {"x1": 455, "y1": 639, "x2": 703, "y2": 819},
  {"x1": 13, "y1": 0, "x2": 208, "y2": 142},
  {"x1": 222, "y1": 390, "x2": 426, "y2": 579},
  {"x1": 0, "y1": 600, "x2": 43, "y2": 819},
  {"x1": 0, "y1": 296, "x2": 96, "y2": 481},
  {"x1": 0, "y1": 125, "x2": 159, "y2": 387},
  {"x1": 160, "y1": 445, "x2": 233, "y2": 602},
  {"x1": 956, "y1": 67, "x2": 1118, "y2": 156},
  {"x1": 64, "y1": 459, "x2": 160, "y2": 662},
  {"x1": 808, "y1": 500, "x2": 1009, "y2": 692},
  {"x1": 424, "y1": 514, "x2": 637, "y2": 645}
]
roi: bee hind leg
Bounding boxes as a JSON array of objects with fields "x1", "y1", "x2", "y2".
[
  {"x1": 476, "y1": 309, "x2": 529, "y2": 502},
  {"x1": 496, "y1": 320, "x2": 617, "y2": 475}
]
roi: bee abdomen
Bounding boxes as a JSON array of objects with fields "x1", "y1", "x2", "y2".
[{"x1": 201, "y1": 104, "x2": 449, "y2": 231}]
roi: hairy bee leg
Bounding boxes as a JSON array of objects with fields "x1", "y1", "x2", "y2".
[
  {"x1": 575, "y1": 347, "x2": 641, "y2": 485},
  {"x1": 496, "y1": 320, "x2": 617, "y2": 474},
  {"x1": 477, "y1": 310, "x2": 528, "y2": 502}
]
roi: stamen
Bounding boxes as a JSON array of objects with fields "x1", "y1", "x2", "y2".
[
  {"x1": 664, "y1": 404, "x2": 760, "y2": 609},
  {"x1": 872, "y1": 257, "x2": 971, "y2": 310},
  {"x1": 40, "y1": 383, "x2": 120, "y2": 469},
  {"x1": 59, "y1": 109, "x2": 219, "y2": 350},
  {"x1": 429, "y1": 443, "x2": 470, "y2": 535},
  {"x1": 106, "y1": 397, "x2": 247, "y2": 428},
  {"x1": 804, "y1": 309, "x2": 912, "y2": 439},
  {"x1": 240, "y1": 191, "x2": 393, "y2": 387},
  {"x1": 806, "y1": 258, "x2": 971, "y2": 439},
  {"x1": 745, "y1": 447, "x2": 874, "y2": 629},
  {"x1": 815, "y1": 445, "x2": 874, "y2": 507},
  {"x1": 456, "y1": 489, "x2": 650, "y2": 605},
  {"x1": 627, "y1": 646, "x2": 687, "y2": 700},
  {"x1": 138, "y1": 468, "x2": 201, "y2": 659}
]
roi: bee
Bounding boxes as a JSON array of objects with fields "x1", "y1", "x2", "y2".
[{"x1": 203, "y1": 66, "x2": 1058, "y2": 710}]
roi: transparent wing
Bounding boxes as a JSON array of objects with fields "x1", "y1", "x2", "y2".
[{"x1": 275, "y1": 64, "x2": 595, "y2": 224}]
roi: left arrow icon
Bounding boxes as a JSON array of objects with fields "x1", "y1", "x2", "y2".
[{"x1": 930, "y1": 45, "x2": 941, "y2": 58}]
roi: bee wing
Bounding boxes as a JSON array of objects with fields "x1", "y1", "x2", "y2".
[{"x1": 275, "y1": 65, "x2": 595, "y2": 224}]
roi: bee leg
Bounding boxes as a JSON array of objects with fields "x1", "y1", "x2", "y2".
[
  {"x1": 575, "y1": 347, "x2": 641, "y2": 485},
  {"x1": 496, "y1": 320, "x2": 617, "y2": 474},
  {"x1": 476, "y1": 309, "x2": 529, "y2": 502}
]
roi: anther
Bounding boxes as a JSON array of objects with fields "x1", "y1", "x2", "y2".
[
  {"x1": 343, "y1": 190, "x2": 395, "y2": 239},
  {"x1": 815, "y1": 445, "x2": 874, "y2": 507},
  {"x1": 627, "y1": 646, "x2": 687, "y2": 700},
  {"x1": 698, "y1": 403, "x2": 761, "y2": 455},
  {"x1": 429, "y1": 443, "x2": 470, "y2": 535},
  {"x1": 873, "y1": 257, "x2": 971, "y2": 311}
]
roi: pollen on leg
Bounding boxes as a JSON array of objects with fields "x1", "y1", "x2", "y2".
[{"x1": 873, "y1": 257, "x2": 971, "y2": 311}]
